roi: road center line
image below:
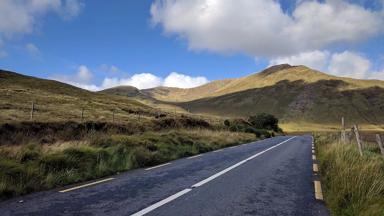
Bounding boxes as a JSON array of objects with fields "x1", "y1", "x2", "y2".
[
  {"x1": 59, "y1": 178, "x2": 115, "y2": 193},
  {"x1": 145, "y1": 163, "x2": 171, "y2": 171},
  {"x1": 130, "y1": 189, "x2": 192, "y2": 216},
  {"x1": 192, "y1": 136, "x2": 296, "y2": 188},
  {"x1": 130, "y1": 136, "x2": 296, "y2": 216}
]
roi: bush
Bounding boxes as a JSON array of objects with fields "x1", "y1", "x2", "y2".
[{"x1": 248, "y1": 113, "x2": 280, "y2": 132}]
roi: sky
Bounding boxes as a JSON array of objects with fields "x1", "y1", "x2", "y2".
[{"x1": 0, "y1": 0, "x2": 383, "y2": 90}]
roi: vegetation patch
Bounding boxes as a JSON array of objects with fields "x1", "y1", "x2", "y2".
[
  {"x1": 0, "y1": 129, "x2": 255, "y2": 200},
  {"x1": 315, "y1": 133, "x2": 384, "y2": 216}
]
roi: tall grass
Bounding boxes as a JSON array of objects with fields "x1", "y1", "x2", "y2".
[
  {"x1": 0, "y1": 129, "x2": 255, "y2": 200},
  {"x1": 315, "y1": 133, "x2": 384, "y2": 216}
]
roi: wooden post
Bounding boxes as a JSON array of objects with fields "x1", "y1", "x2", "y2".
[
  {"x1": 375, "y1": 134, "x2": 384, "y2": 155},
  {"x1": 341, "y1": 117, "x2": 346, "y2": 144},
  {"x1": 353, "y1": 125, "x2": 363, "y2": 156},
  {"x1": 81, "y1": 108, "x2": 84, "y2": 123},
  {"x1": 112, "y1": 110, "x2": 115, "y2": 123},
  {"x1": 30, "y1": 101, "x2": 35, "y2": 121}
]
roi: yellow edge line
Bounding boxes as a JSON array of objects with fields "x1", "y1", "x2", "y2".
[
  {"x1": 59, "y1": 178, "x2": 115, "y2": 193},
  {"x1": 314, "y1": 180, "x2": 324, "y2": 200}
]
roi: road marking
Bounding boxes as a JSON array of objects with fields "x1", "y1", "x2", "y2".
[
  {"x1": 312, "y1": 150, "x2": 315, "y2": 154},
  {"x1": 130, "y1": 189, "x2": 192, "y2": 216},
  {"x1": 145, "y1": 163, "x2": 171, "y2": 171},
  {"x1": 192, "y1": 136, "x2": 297, "y2": 188},
  {"x1": 188, "y1": 154, "x2": 202, "y2": 159},
  {"x1": 312, "y1": 155, "x2": 316, "y2": 160},
  {"x1": 313, "y1": 164, "x2": 319, "y2": 172},
  {"x1": 213, "y1": 149, "x2": 223, "y2": 153},
  {"x1": 314, "y1": 181, "x2": 324, "y2": 200},
  {"x1": 229, "y1": 146, "x2": 237, "y2": 149},
  {"x1": 130, "y1": 136, "x2": 296, "y2": 216},
  {"x1": 59, "y1": 178, "x2": 115, "y2": 193}
]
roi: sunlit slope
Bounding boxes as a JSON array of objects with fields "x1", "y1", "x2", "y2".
[
  {"x1": 0, "y1": 70, "x2": 152, "y2": 122},
  {"x1": 142, "y1": 64, "x2": 384, "y2": 102}
]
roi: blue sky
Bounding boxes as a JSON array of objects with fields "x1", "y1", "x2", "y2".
[{"x1": 0, "y1": 0, "x2": 383, "y2": 90}]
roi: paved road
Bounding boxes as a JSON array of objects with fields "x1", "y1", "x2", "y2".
[{"x1": 0, "y1": 136, "x2": 328, "y2": 216}]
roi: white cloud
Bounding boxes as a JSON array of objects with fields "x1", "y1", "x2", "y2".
[
  {"x1": 51, "y1": 65, "x2": 96, "y2": 91},
  {"x1": 102, "y1": 73, "x2": 163, "y2": 90},
  {"x1": 60, "y1": 0, "x2": 84, "y2": 20},
  {"x1": 100, "y1": 64, "x2": 120, "y2": 73},
  {"x1": 101, "y1": 72, "x2": 208, "y2": 90},
  {"x1": 0, "y1": 0, "x2": 83, "y2": 55},
  {"x1": 151, "y1": 0, "x2": 384, "y2": 57},
  {"x1": 163, "y1": 72, "x2": 209, "y2": 88},
  {"x1": 76, "y1": 65, "x2": 93, "y2": 83},
  {"x1": 328, "y1": 51, "x2": 371, "y2": 79},
  {"x1": 269, "y1": 50, "x2": 384, "y2": 80},
  {"x1": 269, "y1": 50, "x2": 330, "y2": 71},
  {"x1": 25, "y1": 43, "x2": 40, "y2": 55}
]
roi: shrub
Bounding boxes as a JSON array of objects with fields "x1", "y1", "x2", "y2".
[{"x1": 248, "y1": 113, "x2": 279, "y2": 132}]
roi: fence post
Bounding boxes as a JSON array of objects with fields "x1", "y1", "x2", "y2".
[
  {"x1": 112, "y1": 109, "x2": 115, "y2": 123},
  {"x1": 30, "y1": 101, "x2": 35, "y2": 121},
  {"x1": 375, "y1": 134, "x2": 384, "y2": 155},
  {"x1": 341, "y1": 117, "x2": 346, "y2": 144},
  {"x1": 81, "y1": 108, "x2": 84, "y2": 123},
  {"x1": 353, "y1": 125, "x2": 363, "y2": 156}
]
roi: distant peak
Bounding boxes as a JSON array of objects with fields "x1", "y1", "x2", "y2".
[{"x1": 259, "y1": 64, "x2": 295, "y2": 76}]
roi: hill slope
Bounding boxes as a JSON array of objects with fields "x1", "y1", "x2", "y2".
[
  {"x1": 0, "y1": 70, "x2": 152, "y2": 123},
  {"x1": 102, "y1": 64, "x2": 384, "y2": 131}
]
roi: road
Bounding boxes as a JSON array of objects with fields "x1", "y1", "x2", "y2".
[{"x1": 0, "y1": 135, "x2": 328, "y2": 216}]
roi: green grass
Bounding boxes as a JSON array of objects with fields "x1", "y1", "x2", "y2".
[
  {"x1": 0, "y1": 129, "x2": 256, "y2": 200},
  {"x1": 315, "y1": 133, "x2": 384, "y2": 216}
]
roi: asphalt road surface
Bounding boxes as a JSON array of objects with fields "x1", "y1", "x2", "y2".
[{"x1": 0, "y1": 135, "x2": 329, "y2": 216}]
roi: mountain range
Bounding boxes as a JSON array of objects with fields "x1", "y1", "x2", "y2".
[{"x1": 1, "y1": 64, "x2": 383, "y2": 131}]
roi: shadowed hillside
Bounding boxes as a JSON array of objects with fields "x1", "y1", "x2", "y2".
[
  {"x1": 101, "y1": 64, "x2": 384, "y2": 131},
  {"x1": 178, "y1": 79, "x2": 384, "y2": 131}
]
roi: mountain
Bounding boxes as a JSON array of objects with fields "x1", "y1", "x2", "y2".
[
  {"x1": 0, "y1": 70, "x2": 152, "y2": 123},
  {"x1": 102, "y1": 65, "x2": 384, "y2": 131}
]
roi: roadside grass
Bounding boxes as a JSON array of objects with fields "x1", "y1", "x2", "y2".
[
  {"x1": 0, "y1": 129, "x2": 255, "y2": 200},
  {"x1": 315, "y1": 133, "x2": 384, "y2": 216}
]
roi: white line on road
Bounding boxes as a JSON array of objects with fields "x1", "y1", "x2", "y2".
[
  {"x1": 145, "y1": 163, "x2": 171, "y2": 171},
  {"x1": 188, "y1": 154, "x2": 202, "y2": 159},
  {"x1": 192, "y1": 136, "x2": 297, "y2": 188},
  {"x1": 59, "y1": 178, "x2": 115, "y2": 193},
  {"x1": 213, "y1": 149, "x2": 223, "y2": 153},
  {"x1": 229, "y1": 146, "x2": 237, "y2": 149},
  {"x1": 130, "y1": 136, "x2": 296, "y2": 216},
  {"x1": 130, "y1": 189, "x2": 192, "y2": 216}
]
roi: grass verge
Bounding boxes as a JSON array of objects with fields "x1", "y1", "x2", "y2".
[
  {"x1": 315, "y1": 133, "x2": 384, "y2": 216},
  {"x1": 0, "y1": 129, "x2": 255, "y2": 200}
]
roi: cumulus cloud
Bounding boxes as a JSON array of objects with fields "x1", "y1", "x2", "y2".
[
  {"x1": 53, "y1": 66, "x2": 209, "y2": 91},
  {"x1": 51, "y1": 65, "x2": 97, "y2": 91},
  {"x1": 102, "y1": 72, "x2": 209, "y2": 90},
  {"x1": 328, "y1": 51, "x2": 371, "y2": 79},
  {"x1": 0, "y1": 0, "x2": 83, "y2": 55},
  {"x1": 269, "y1": 50, "x2": 384, "y2": 80},
  {"x1": 102, "y1": 73, "x2": 163, "y2": 90},
  {"x1": 151, "y1": 0, "x2": 384, "y2": 57},
  {"x1": 269, "y1": 50, "x2": 330, "y2": 71},
  {"x1": 163, "y1": 72, "x2": 209, "y2": 88}
]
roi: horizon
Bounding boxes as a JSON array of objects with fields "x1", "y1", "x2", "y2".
[{"x1": 0, "y1": 0, "x2": 383, "y2": 91}]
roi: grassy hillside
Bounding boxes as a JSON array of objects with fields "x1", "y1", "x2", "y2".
[
  {"x1": 102, "y1": 64, "x2": 384, "y2": 131},
  {"x1": 0, "y1": 70, "x2": 156, "y2": 123}
]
